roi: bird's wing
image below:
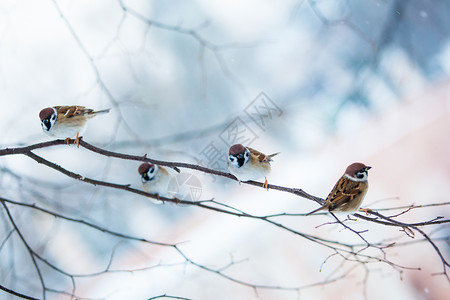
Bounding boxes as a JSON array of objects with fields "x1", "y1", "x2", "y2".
[
  {"x1": 55, "y1": 106, "x2": 93, "y2": 118},
  {"x1": 247, "y1": 147, "x2": 276, "y2": 163},
  {"x1": 326, "y1": 177, "x2": 363, "y2": 211}
]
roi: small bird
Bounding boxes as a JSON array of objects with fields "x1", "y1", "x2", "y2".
[
  {"x1": 39, "y1": 105, "x2": 110, "y2": 146},
  {"x1": 138, "y1": 163, "x2": 171, "y2": 202},
  {"x1": 306, "y1": 163, "x2": 371, "y2": 215},
  {"x1": 227, "y1": 144, "x2": 278, "y2": 189}
]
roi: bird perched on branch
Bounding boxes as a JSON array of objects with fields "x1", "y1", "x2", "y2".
[
  {"x1": 306, "y1": 162, "x2": 371, "y2": 215},
  {"x1": 39, "y1": 105, "x2": 110, "y2": 146},
  {"x1": 138, "y1": 163, "x2": 171, "y2": 203},
  {"x1": 227, "y1": 144, "x2": 278, "y2": 189}
]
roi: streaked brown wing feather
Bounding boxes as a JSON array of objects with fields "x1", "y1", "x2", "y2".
[
  {"x1": 247, "y1": 147, "x2": 277, "y2": 163},
  {"x1": 55, "y1": 106, "x2": 94, "y2": 118},
  {"x1": 326, "y1": 177, "x2": 362, "y2": 211}
]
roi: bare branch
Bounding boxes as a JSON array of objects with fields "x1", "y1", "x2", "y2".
[
  {"x1": 148, "y1": 295, "x2": 193, "y2": 300},
  {"x1": 359, "y1": 210, "x2": 450, "y2": 280},
  {"x1": 1, "y1": 137, "x2": 448, "y2": 299},
  {"x1": 1, "y1": 201, "x2": 47, "y2": 299},
  {"x1": 0, "y1": 138, "x2": 323, "y2": 203},
  {"x1": 0, "y1": 284, "x2": 40, "y2": 300}
]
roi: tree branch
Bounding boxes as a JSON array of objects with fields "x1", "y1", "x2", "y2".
[{"x1": 1, "y1": 138, "x2": 449, "y2": 300}]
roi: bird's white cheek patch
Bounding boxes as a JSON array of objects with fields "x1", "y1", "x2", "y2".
[{"x1": 344, "y1": 174, "x2": 367, "y2": 182}]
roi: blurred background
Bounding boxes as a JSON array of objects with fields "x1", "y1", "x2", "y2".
[{"x1": 0, "y1": 0, "x2": 449, "y2": 299}]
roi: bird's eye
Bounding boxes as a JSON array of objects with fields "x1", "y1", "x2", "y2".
[{"x1": 237, "y1": 154, "x2": 243, "y2": 159}]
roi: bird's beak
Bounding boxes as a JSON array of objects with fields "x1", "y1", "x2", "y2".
[{"x1": 365, "y1": 166, "x2": 372, "y2": 171}]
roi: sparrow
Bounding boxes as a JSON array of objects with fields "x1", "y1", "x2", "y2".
[
  {"x1": 227, "y1": 144, "x2": 278, "y2": 189},
  {"x1": 138, "y1": 163, "x2": 171, "y2": 203},
  {"x1": 306, "y1": 163, "x2": 371, "y2": 215},
  {"x1": 39, "y1": 105, "x2": 110, "y2": 146}
]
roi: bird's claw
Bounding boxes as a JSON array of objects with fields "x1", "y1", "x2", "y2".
[
  {"x1": 74, "y1": 132, "x2": 81, "y2": 147},
  {"x1": 263, "y1": 177, "x2": 269, "y2": 190},
  {"x1": 358, "y1": 208, "x2": 372, "y2": 216}
]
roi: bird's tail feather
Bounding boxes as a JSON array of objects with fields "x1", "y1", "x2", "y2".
[
  {"x1": 92, "y1": 108, "x2": 111, "y2": 115},
  {"x1": 267, "y1": 152, "x2": 280, "y2": 161},
  {"x1": 305, "y1": 206, "x2": 324, "y2": 216}
]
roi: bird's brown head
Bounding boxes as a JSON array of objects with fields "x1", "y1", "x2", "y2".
[
  {"x1": 138, "y1": 163, "x2": 153, "y2": 175},
  {"x1": 228, "y1": 144, "x2": 250, "y2": 168},
  {"x1": 39, "y1": 107, "x2": 57, "y2": 132},
  {"x1": 229, "y1": 144, "x2": 246, "y2": 156},
  {"x1": 345, "y1": 163, "x2": 371, "y2": 181},
  {"x1": 138, "y1": 163, "x2": 157, "y2": 182},
  {"x1": 39, "y1": 107, "x2": 55, "y2": 121}
]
